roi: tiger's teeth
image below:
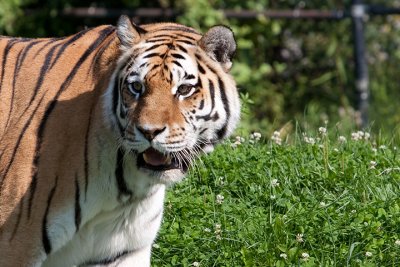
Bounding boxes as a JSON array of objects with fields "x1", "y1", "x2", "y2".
[{"x1": 143, "y1": 153, "x2": 150, "y2": 163}]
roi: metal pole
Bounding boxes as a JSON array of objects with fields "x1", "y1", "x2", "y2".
[{"x1": 351, "y1": 0, "x2": 369, "y2": 128}]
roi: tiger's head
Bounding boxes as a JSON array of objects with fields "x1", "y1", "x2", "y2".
[{"x1": 106, "y1": 15, "x2": 240, "y2": 183}]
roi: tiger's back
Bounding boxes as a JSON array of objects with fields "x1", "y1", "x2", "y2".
[
  {"x1": 0, "y1": 16, "x2": 240, "y2": 266},
  {"x1": 0, "y1": 26, "x2": 118, "y2": 264}
]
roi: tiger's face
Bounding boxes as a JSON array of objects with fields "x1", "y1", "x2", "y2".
[{"x1": 107, "y1": 16, "x2": 240, "y2": 182}]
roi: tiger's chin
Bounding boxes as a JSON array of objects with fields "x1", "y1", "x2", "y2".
[{"x1": 136, "y1": 147, "x2": 189, "y2": 185}]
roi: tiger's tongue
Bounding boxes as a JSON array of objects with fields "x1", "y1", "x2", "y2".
[{"x1": 143, "y1": 148, "x2": 170, "y2": 166}]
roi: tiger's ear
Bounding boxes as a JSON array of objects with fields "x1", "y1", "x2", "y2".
[
  {"x1": 199, "y1": 26, "x2": 236, "y2": 72},
  {"x1": 116, "y1": 15, "x2": 146, "y2": 50}
]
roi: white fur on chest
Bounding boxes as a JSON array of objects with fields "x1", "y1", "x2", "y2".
[{"x1": 43, "y1": 179, "x2": 165, "y2": 267}]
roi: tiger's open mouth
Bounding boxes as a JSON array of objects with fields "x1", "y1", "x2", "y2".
[{"x1": 137, "y1": 147, "x2": 189, "y2": 173}]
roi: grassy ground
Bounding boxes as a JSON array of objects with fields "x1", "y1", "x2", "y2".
[{"x1": 152, "y1": 128, "x2": 400, "y2": 266}]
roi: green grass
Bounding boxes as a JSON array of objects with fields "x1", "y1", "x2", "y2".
[{"x1": 152, "y1": 129, "x2": 400, "y2": 266}]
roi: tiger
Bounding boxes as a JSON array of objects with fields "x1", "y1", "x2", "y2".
[{"x1": 0, "y1": 15, "x2": 240, "y2": 266}]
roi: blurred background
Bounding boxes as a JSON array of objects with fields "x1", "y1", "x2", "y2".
[{"x1": 1, "y1": 0, "x2": 399, "y2": 142}]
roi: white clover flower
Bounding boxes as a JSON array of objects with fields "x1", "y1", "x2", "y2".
[
  {"x1": 372, "y1": 148, "x2": 377, "y2": 153},
  {"x1": 379, "y1": 145, "x2": 387, "y2": 149},
  {"x1": 318, "y1": 127, "x2": 327, "y2": 135},
  {"x1": 395, "y1": 240, "x2": 400, "y2": 246},
  {"x1": 364, "y1": 132, "x2": 370, "y2": 140},
  {"x1": 152, "y1": 243, "x2": 160, "y2": 249},
  {"x1": 271, "y1": 131, "x2": 282, "y2": 145},
  {"x1": 333, "y1": 148, "x2": 339, "y2": 152},
  {"x1": 320, "y1": 201, "x2": 327, "y2": 207},
  {"x1": 271, "y1": 179, "x2": 279, "y2": 187},
  {"x1": 235, "y1": 136, "x2": 245, "y2": 143},
  {"x1": 192, "y1": 261, "x2": 200, "y2": 267},
  {"x1": 296, "y1": 233, "x2": 304, "y2": 243},
  {"x1": 304, "y1": 136, "x2": 315, "y2": 145},
  {"x1": 270, "y1": 195, "x2": 276, "y2": 200},
  {"x1": 301, "y1": 252, "x2": 310, "y2": 261},
  {"x1": 280, "y1": 253, "x2": 288, "y2": 260},
  {"x1": 272, "y1": 137, "x2": 282, "y2": 145},
  {"x1": 365, "y1": 251, "x2": 372, "y2": 257},
  {"x1": 369, "y1": 161, "x2": 377, "y2": 169},
  {"x1": 272, "y1": 131, "x2": 281, "y2": 138},
  {"x1": 351, "y1": 132, "x2": 361, "y2": 141},
  {"x1": 338, "y1": 136, "x2": 347, "y2": 143},
  {"x1": 250, "y1": 132, "x2": 262, "y2": 141},
  {"x1": 351, "y1": 209, "x2": 357, "y2": 214},
  {"x1": 216, "y1": 194, "x2": 224, "y2": 204},
  {"x1": 358, "y1": 131, "x2": 365, "y2": 137},
  {"x1": 233, "y1": 140, "x2": 242, "y2": 147},
  {"x1": 215, "y1": 224, "x2": 222, "y2": 234},
  {"x1": 204, "y1": 228, "x2": 211, "y2": 233}
]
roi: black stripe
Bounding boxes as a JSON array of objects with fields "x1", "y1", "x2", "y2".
[
  {"x1": 196, "y1": 78, "x2": 203, "y2": 89},
  {"x1": 176, "y1": 44, "x2": 187, "y2": 53},
  {"x1": 144, "y1": 43, "x2": 164, "y2": 53},
  {"x1": 159, "y1": 26, "x2": 199, "y2": 35},
  {"x1": 33, "y1": 39, "x2": 61, "y2": 59},
  {"x1": 148, "y1": 34, "x2": 175, "y2": 39},
  {"x1": 84, "y1": 103, "x2": 95, "y2": 199},
  {"x1": 115, "y1": 148, "x2": 133, "y2": 200},
  {"x1": 176, "y1": 33, "x2": 197, "y2": 40},
  {"x1": 4, "y1": 48, "x2": 24, "y2": 128},
  {"x1": 27, "y1": 27, "x2": 115, "y2": 218},
  {"x1": 74, "y1": 174, "x2": 81, "y2": 231},
  {"x1": 148, "y1": 64, "x2": 161, "y2": 74},
  {"x1": 112, "y1": 75, "x2": 125, "y2": 136},
  {"x1": 143, "y1": 52, "x2": 160, "y2": 59},
  {"x1": 172, "y1": 60, "x2": 182, "y2": 68},
  {"x1": 79, "y1": 250, "x2": 132, "y2": 266},
  {"x1": 171, "y1": 53, "x2": 185, "y2": 59},
  {"x1": 27, "y1": 42, "x2": 63, "y2": 107},
  {"x1": 176, "y1": 39, "x2": 195, "y2": 45},
  {"x1": 197, "y1": 62, "x2": 206, "y2": 74},
  {"x1": 209, "y1": 79, "x2": 215, "y2": 111},
  {"x1": 199, "y1": 128, "x2": 208, "y2": 135},
  {"x1": 88, "y1": 33, "x2": 116, "y2": 75},
  {"x1": 14, "y1": 40, "x2": 43, "y2": 79},
  {"x1": 199, "y1": 99, "x2": 204, "y2": 110},
  {"x1": 216, "y1": 78, "x2": 230, "y2": 139},
  {"x1": 0, "y1": 39, "x2": 19, "y2": 94},
  {"x1": 146, "y1": 38, "x2": 170, "y2": 43},
  {"x1": 194, "y1": 79, "x2": 215, "y2": 121},
  {"x1": 42, "y1": 176, "x2": 59, "y2": 254},
  {"x1": 49, "y1": 28, "x2": 92, "y2": 70},
  {"x1": 0, "y1": 94, "x2": 46, "y2": 191}
]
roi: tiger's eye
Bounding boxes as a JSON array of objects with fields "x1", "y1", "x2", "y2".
[
  {"x1": 128, "y1": 81, "x2": 143, "y2": 95},
  {"x1": 177, "y1": 84, "x2": 193, "y2": 96}
]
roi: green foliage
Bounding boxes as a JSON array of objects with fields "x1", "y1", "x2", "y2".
[{"x1": 153, "y1": 129, "x2": 400, "y2": 266}]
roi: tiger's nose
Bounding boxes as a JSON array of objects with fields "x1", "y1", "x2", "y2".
[{"x1": 137, "y1": 126, "x2": 166, "y2": 141}]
